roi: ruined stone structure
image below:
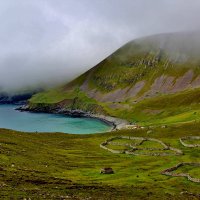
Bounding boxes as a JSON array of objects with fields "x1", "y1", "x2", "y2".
[
  {"x1": 161, "y1": 163, "x2": 200, "y2": 183},
  {"x1": 100, "y1": 168, "x2": 114, "y2": 174},
  {"x1": 179, "y1": 136, "x2": 200, "y2": 148},
  {"x1": 100, "y1": 136, "x2": 183, "y2": 156}
]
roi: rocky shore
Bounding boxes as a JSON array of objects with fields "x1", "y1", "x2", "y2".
[{"x1": 16, "y1": 105, "x2": 130, "y2": 131}]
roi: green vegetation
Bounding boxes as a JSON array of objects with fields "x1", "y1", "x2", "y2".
[
  {"x1": 120, "y1": 88, "x2": 200, "y2": 125},
  {"x1": 175, "y1": 165, "x2": 200, "y2": 178},
  {"x1": 29, "y1": 85, "x2": 200, "y2": 126},
  {"x1": 30, "y1": 88, "x2": 76, "y2": 104},
  {"x1": 186, "y1": 140, "x2": 200, "y2": 145},
  {"x1": 0, "y1": 122, "x2": 200, "y2": 199},
  {"x1": 29, "y1": 88, "x2": 106, "y2": 114},
  {"x1": 28, "y1": 32, "x2": 200, "y2": 126},
  {"x1": 6, "y1": 32, "x2": 200, "y2": 198}
]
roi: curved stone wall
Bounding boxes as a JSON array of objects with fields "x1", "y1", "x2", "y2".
[
  {"x1": 179, "y1": 136, "x2": 200, "y2": 148},
  {"x1": 161, "y1": 162, "x2": 200, "y2": 183},
  {"x1": 100, "y1": 136, "x2": 183, "y2": 156}
]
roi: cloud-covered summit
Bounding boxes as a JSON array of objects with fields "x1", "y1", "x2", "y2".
[{"x1": 1, "y1": 0, "x2": 200, "y2": 92}]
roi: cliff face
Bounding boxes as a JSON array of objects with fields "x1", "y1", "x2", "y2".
[{"x1": 28, "y1": 31, "x2": 200, "y2": 125}]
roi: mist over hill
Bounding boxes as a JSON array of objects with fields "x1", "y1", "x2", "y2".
[
  {"x1": 26, "y1": 31, "x2": 200, "y2": 125},
  {"x1": 0, "y1": 88, "x2": 43, "y2": 104},
  {"x1": 2, "y1": 1, "x2": 200, "y2": 92}
]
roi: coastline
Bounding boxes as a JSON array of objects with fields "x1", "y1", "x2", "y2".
[
  {"x1": 85, "y1": 113, "x2": 130, "y2": 130},
  {"x1": 16, "y1": 105, "x2": 130, "y2": 131}
]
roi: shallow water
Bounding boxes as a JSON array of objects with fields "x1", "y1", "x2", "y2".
[{"x1": 0, "y1": 104, "x2": 111, "y2": 134}]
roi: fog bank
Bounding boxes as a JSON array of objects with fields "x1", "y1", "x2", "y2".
[{"x1": 1, "y1": 0, "x2": 200, "y2": 92}]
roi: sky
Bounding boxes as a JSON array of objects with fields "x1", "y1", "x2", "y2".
[{"x1": 1, "y1": 0, "x2": 200, "y2": 92}]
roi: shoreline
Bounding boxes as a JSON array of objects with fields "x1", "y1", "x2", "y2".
[
  {"x1": 16, "y1": 105, "x2": 130, "y2": 131},
  {"x1": 85, "y1": 113, "x2": 130, "y2": 130}
]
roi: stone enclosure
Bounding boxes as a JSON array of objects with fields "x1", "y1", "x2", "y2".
[
  {"x1": 161, "y1": 162, "x2": 200, "y2": 183},
  {"x1": 179, "y1": 136, "x2": 200, "y2": 148},
  {"x1": 100, "y1": 136, "x2": 183, "y2": 156},
  {"x1": 100, "y1": 135, "x2": 200, "y2": 183}
]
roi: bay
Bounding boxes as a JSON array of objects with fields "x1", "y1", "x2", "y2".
[{"x1": 0, "y1": 104, "x2": 111, "y2": 134}]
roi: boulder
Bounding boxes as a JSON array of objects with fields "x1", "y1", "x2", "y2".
[{"x1": 100, "y1": 167, "x2": 114, "y2": 174}]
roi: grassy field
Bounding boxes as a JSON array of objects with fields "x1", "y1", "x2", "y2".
[{"x1": 0, "y1": 122, "x2": 200, "y2": 199}]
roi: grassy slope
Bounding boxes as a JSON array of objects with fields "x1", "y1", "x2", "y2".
[
  {"x1": 29, "y1": 32, "x2": 200, "y2": 126},
  {"x1": 29, "y1": 87, "x2": 200, "y2": 126},
  {"x1": 107, "y1": 87, "x2": 200, "y2": 125},
  {"x1": 0, "y1": 122, "x2": 200, "y2": 199},
  {"x1": 2, "y1": 32, "x2": 200, "y2": 199}
]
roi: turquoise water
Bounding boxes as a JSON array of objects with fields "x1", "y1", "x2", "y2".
[{"x1": 0, "y1": 104, "x2": 111, "y2": 134}]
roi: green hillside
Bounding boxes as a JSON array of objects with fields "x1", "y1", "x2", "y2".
[
  {"x1": 29, "y1": 31, "x2": 200, "y2": 125},
  {"x1": 2, "y1": 32, "x2": 200, "y2": 199},
  {"x1": 0, "y1": 122, "x2": 200, "y2": 199}
]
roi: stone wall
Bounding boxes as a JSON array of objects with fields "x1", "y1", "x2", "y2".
[
  {"x1": 161, "y1": 162, "x2": 200, "y2": 183},
  {"x1": 179, "y1": 136, "x2": 200, "y2": 148},
  {"x1": 100, "y1": 136, "x2": 183, "y2": 156}
]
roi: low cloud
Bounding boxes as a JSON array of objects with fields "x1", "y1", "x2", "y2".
[{"x1": 1, "y1": 0, "x2": 200, "y2": 92}]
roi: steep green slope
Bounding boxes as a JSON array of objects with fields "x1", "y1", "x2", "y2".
[
  {"x1": 29, "y1": 31, "x2": 200, "y2": 125},
  {"x1": 0, "y1": 122, "x2": 200, "y2": 199}
]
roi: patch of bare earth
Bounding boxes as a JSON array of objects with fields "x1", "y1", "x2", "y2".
[
  {"x1": 138, "y1": 70, "x2": 200, "y2": 101},
  {"x1": 80, "y1": 70, "x2": 200, "y2": 105},
  {"x1": 80, "y1": 79, "x2": 146, "y2": 103}
]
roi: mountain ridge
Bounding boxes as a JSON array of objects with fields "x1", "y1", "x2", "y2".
[{"x1": 27, "y1": 31, "x2": 200, "y2": 126}]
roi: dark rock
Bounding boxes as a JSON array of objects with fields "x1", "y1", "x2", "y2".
[{"x1": 100, "y1": 167, "x2": 114, "y2": 174}]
